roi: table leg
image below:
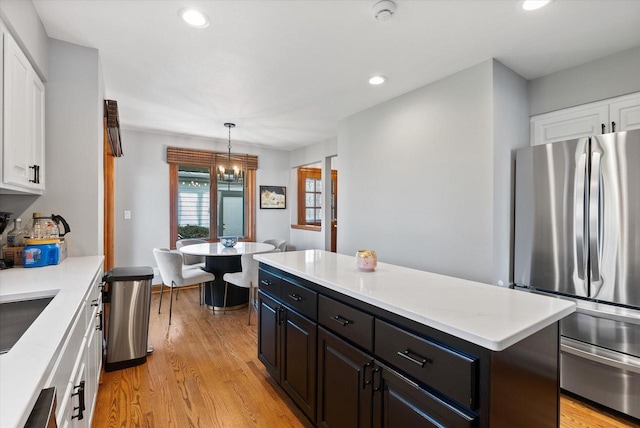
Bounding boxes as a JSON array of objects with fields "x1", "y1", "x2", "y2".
[{"x1": 203, "y1": 256, "x2": 249, "y2": 310}]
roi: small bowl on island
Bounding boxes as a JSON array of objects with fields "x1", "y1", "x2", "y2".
[{"x1": 220, "y1": 236, "x2": 238, "y2": 247}]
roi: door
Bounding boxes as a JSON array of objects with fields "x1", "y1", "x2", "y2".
[
  {"x1": 514, "y1": 138, "x2": 589, "y2": 297},
  {"x1": 589, "y1": 130, "x2": 640, "y2": 307},
  {"x1": 281, "y1": 307, "x2": 317, "y2": 422},
  {"x1": 373, "y1": 364, "x2": 476, "y2": 428},
  {"x1": 218, "y1": 191, "x2": 244, "y2": 237},
  {"x1": 317, "y1": 327, "x2": 372, "y2": 428},
  {"x1": 3, "y1": 32, "x2": 31, "y2": 188},
  {"x1": 258, "y1": 291, "x2": 281, "y2": 380}
]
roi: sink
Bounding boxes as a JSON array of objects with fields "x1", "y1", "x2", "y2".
[{"x1": 0, "y1": 296, "x2": 55, "y2": 354}]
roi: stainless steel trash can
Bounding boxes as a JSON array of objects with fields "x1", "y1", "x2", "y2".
[{"x1": 102, "y1": 267, "x2": 154, "y2": 372}]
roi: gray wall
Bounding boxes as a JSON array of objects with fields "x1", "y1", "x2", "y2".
[
  {"x1": 288, "y1": 137, "x2": 337, "y2": 252},
  {"x1": 338, "y1": 61, "x2": 496, "y2": 283},
  {"x1": 529, "y1": 46, "x2": 640, "y2": 115},
  {"x1": 114, "y1": 129, "x2": 290, "y2": 269},
  {"x1": 26, "y1": 39, "x2": 104, "y2": 257},
  {"x1": 492, "y1": 60, "x2": 530, "y2": 286},
  {"x1": 0, "y1": 0, "x2": 48, "y2": 80},
  {"x1": 337, "y1": 59, "x2": 529, "y2": 285}
]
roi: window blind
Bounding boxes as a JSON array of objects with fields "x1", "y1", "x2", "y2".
[{"x1": 166, "y1": 147, "x2": 258, "y2": 170}]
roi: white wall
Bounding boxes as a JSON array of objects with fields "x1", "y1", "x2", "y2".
[
  {"x1": 288, "y1": 137, "x2": 337, "y2": 251},
  {"x1": 25, "y1": 39, "x2": 104, "y2": 257},
  {"x1": 114, "y1": 129, "x2": 290, "y2": 269},
  {"x1": 0, "y1": 0, "x2": 48, "y2": 80},
  {"x1": 492, "y1": 60, "x2": 530, "y2": 286},
  {"x1": 337, "y1": 60, "x2": 529, "y2": 285},
  {"x1": 529, "y1": 46, "x2": 640, "y2": 116}
]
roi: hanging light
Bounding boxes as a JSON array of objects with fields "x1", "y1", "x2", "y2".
[{"x1": 217, "y1": 122, "x2": 244, "y2": 186}]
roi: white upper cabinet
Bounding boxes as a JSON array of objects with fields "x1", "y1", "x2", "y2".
[
  {"x1": 531, "y1": 92, "x2": 640, "y2": 146},
  {"x1": 1, "y1": 23, "x2": 46, "y2": 194},
  {"x1": 609, "y1": 93, "x2": 640, "y2": 132}
]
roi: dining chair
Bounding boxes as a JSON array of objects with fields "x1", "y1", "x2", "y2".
[
  {"x1": 222, "y1": 249, "x2": 281, "y2": 325},
  {"x1": 153, "y1": 248, "x2": 215, "y2": 325},
  {"x1": 263, "y1": 239, "x2": 287, "y2": 252},
  {"x1": 176, "y1": 238, "x2": 207, "y2": 304}
]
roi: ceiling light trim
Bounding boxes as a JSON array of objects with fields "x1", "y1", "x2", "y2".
[
  {"x1": 521, "y1": 0, "x2": 554, "y2": 11},
  {"x1": 369, "y1": 75, "x2": 387, "y2": 85}
]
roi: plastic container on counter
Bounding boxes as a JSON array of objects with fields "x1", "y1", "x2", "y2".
[{"x1": 23, "y1": 239, "x2": 60, "y2": 267}]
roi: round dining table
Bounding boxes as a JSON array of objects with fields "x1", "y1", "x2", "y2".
[{"x1": 178, "y1": 242, "x2": 275, "y2": 310}]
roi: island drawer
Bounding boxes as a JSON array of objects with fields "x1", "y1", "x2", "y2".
[
  {"x1": 318, "y1": 295, "x2": 373, "y2": 352},
  {"x1": 259, "y1": 270, "x2": 283, "y2": 299},
  {"x1": 374, "y1": 319, "x2": 478, "y2": 409},
  {"x1": 281, "y1": 280, "x2": 317, "y2": 320}
]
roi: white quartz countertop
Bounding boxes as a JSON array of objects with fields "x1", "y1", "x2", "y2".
[
  {"x1": 254, "y1": 250, "x2": 575, "y2": 351},
  {"x1": 0, "y1": 256, "x2": 104, "y2": 428}
]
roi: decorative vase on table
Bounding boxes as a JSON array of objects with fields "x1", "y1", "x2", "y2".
[{"x1": 355, "y1": 250, "x2": 377, "y2": 271}]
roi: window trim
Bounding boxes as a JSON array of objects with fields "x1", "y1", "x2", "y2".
[
  {"x1": 296, "y1": 167, "x2": 337, "y2": 229},
  {"x1": 168, "y1": 148, "x2": 257, "y2": 249}
]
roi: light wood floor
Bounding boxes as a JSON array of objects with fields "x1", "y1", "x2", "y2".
[{"x1": 93, "y1": 287, "x2": 639, "y2": 428}]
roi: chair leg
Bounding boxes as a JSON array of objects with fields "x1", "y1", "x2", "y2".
[
  {"x1": 247, "y1": 286, "x2": 252, "y2": 325},
  {"x1": 169, "y1": 281, "x2": 175, "y2": 325},
  {"x1": 158, "y1": 282, "x2": 164, "y2": 313},
  {"x1": 210, "y1": 281, "x2": 215, "y2": 314},
  {"x1": 223, "y1": 282, "x2": 229, "y2": 314}
]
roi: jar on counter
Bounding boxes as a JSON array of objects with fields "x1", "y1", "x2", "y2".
[
  {"x1": 355, "y1": 249, "x2": 377, "y2": 272},
  {"x1": 6, "y1": 218, "x2": 25, "y2": 247}
]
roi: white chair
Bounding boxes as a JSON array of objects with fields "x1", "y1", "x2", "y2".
[
  {"x1": 153, "y1": 248, "x2": 215, "y2": 325},
  {"x1": 223, "y1": 249, "x2": 281, "y2": 325},
  {"x1": 263, "y1": 239, "x2": 287, "y2": 252},
  {"x1": 176, "y1": 238, "x2": 207, "y2": 303}
]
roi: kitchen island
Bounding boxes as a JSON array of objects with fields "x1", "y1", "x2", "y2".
[
  {"x1": 254, "y1": 250, "x2": 575, "y2": 427},
  {"x1": 0, "y1": 256, "x2": 104, "y2": 428}
]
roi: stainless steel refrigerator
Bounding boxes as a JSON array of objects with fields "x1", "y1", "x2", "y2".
[{"x1": 514, "y1": 129, "x2": 640, "y2": 420}]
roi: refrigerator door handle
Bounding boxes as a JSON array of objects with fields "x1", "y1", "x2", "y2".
[
  {"x1": 589, "y1": 151, "x2": 602, "y2": 287},
  {"x1": 575, "y1": 153, "x2": 587, "y2": 281}
]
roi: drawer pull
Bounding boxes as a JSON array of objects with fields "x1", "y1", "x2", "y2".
[
  {"x1": 91, "y1": 298, "x2": 99, "y2": 307},
  {"x1": 71, "y1": 380, "x2": 86, "y2": 420},
  {"x1": 260, "y1": 279, "x2": 272, "y2": 286},
  {"x1": 287, "y1": 293, "x2": 303, "y2": 302},
  {"x1": 397, "y1": 349, "x2": 431, "y2": 368},
  {"x1": 331, "y1": 315, "x2": 352, "y2": 327}
]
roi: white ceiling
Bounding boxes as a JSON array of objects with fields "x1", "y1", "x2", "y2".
[{"x1": 32, "y1": 0, "x2": 640, "y2": 151}]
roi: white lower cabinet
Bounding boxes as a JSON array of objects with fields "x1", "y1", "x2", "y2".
[{"x1": 46, "y1": 267, "x2": 103, "y2": 428}]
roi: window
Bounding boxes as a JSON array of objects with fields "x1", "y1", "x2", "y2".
[
  {"x1": 296, "y1": 167, "x2": 337, "y2": 230},
  {"x1": 167, "y1": 147, "x2": 257, "y2": 248}
]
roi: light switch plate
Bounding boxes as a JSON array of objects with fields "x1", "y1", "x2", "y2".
[{"x1": 124, "y1": 210, "x2": 131, "y2": 220}]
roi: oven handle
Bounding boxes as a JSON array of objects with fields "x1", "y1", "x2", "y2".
[{"x1": 561, "y1": 337, "x2": 640, "y2": 374}]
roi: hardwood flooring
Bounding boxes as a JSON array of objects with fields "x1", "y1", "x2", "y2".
[{"x1": 93, "y1": 287, "x2": 638, "y2": 428}]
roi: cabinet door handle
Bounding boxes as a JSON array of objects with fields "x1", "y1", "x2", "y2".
[
  {"x1": 611, "y1": 121, "x2": 616, "y2": 132},
  {"x1": 91, "y1": 298, "x2": 99, "y2": 307},
  {"x1": 29, "y1": 165, "x2": 38, "y2": 183},
  {"x1": 601, "y1": 123, "x2": 606, "y2": 134},
  {"x1": 260, "y1": 279, "x2": 272, "y2": 287},
  {"x1": 362, "y1": 361, "x2": 373, "y2": 389},
  {"x1": 71, "y1": 380, "x2": 85, "y2": 420},
  {"x1": 36, "y1": 165, "x2": 40, "y2": 184},
  {"x1": 278, "y1": 307, "x2": 286, "y2": 325},
  {"x1": 96, "y1": 311, "x2": 103, "y2": 331},
  {"x1": 287, "y1": 293, "x2": 302, "y2": 302},
  {"x1": 371, "y1": 367, "x2": 381, "y2": 392},
  {"x1": 396, "y1": 349, "x2": 431, "y2": 368},
  {"x1": 331, "y1": 315, "x2": 352, "y2": 327}
]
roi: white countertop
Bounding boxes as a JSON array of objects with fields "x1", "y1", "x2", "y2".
[
  {"x1": 254, "y1": 250, "x2": 575, "y2": 351},
  {"x1": 0, "y1": 256, "x2": 104, "y2": 428}
]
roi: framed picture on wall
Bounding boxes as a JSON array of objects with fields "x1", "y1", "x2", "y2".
[{"x1": 260, "y1": 186, "x2": 286, "y2": 209}]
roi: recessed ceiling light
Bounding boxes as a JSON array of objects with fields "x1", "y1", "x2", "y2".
[
  {"x1": 522, "y1": 0, "x2": 553, "y2": 11},
  {"x1": 179, "y1": 8, "x2": 209, "y2": 28},
  {"x1": 369, "y1": 76, "x2": 387, "y2": 85}
]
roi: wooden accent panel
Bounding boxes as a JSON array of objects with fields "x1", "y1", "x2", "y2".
[
  {"x1": 169, "y1": 163, "x2": 179, "y2": 249},
  {"x1": 93, "y1": 287, "x2": 638, "y2": 428},
  {"x1": 245, "y1": 169, "x2": 256, "y2": 242},
  {"x1": 103, "y1": 118, "x2": 115, "y2": 271},
  {"x1": 291, "y1": 224, "x2": 321, "y2": 232}
]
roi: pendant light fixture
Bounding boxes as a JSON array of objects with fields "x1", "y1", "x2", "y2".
[{"x1": 218, "y1": 122, "x2": 244, "y2": 187}]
